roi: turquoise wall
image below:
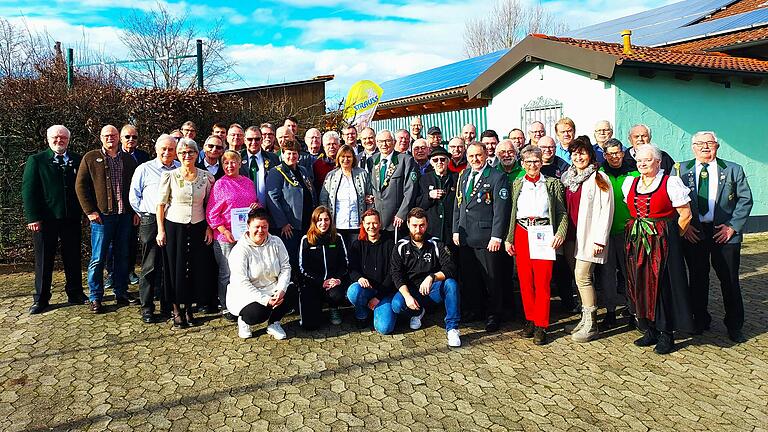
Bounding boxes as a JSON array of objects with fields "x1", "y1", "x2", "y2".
[{"x1": 614, "y1": 70, "x2": 768, "y2": 216}]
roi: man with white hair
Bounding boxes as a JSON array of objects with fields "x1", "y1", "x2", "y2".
[
  {"x1": 129, "y1": 134, "x2": 180, "y2": 323},
  {"x1": 367, "y1": 129, "x2": 418, "y2": 236},
  {"x1": 624, "y1": 124, "x2": 675, "y2": 173},
  {"x1": 313, "y1": 130, "x2": 341, "y2": 190},
  {"x1": 677, "y1": 131, "x2": 753, "y2": 343},
  {"x1": 592, "y1": 120, "x2": 613, "y2": 164},
  {"x1": 409, "y1": 116, "x2": 424, "y2": 142},
  {"x1": 394, "y1": 129, "x2": 410, "y2": 153},
  {"x1": 22, "y1": 125, "x2": 87, "y2": 314},
  {"x1": 304, "y1": 128, "x2": 323, "y2": 160}
]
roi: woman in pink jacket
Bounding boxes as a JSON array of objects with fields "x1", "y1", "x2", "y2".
[
  {"x1": 206, "y1": 150, "x2": 259, "y2": 320},
  {"x1": 561, "y1": 138, "x2": 614, "y2": 343}
]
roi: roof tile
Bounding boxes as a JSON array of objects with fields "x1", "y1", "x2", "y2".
[{"x1": 534, "y1": 34, "x2": 768, "y2": 73}]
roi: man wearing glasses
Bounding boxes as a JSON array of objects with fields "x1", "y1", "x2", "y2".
[
  {"x1": 181, "y1": 121, "x2": 197, "y2": 141},
  {"x1": 367, "y1": 129, "x2": 418, "y2": 237},
  {"x1": 526, "y1": 121, "x2": 546, "y2": 147},
  {"x1": 624, "y1": 123, "x2": 675, "y2": 173},
  {"x1": 538, "y1": 136, "x2": 570, "y2": 180},
  {"x1": 196, "y1": 136, "x2": 227, "y2": 180},
  {"x1": 677, "y1": 131, "x2": 753, "y2": 343},
  {"x1": 242, "y1": 126, "x2": 280, "y2": 205},
  {"x1": 418, "y1": 146, "x2": 456, "y2": 244},
  {"x1": 507, "y1": 128, "x2": 527, "y2": 153},
  {"x1": 227, "y1": 124, "x2": 245, "y2": 152},
  {"x1": 76, "y1": 125, "x2": 139, "y2": 313},
  {"x1": 593, "y1": 120, "x2": 614, "y2": 164}
]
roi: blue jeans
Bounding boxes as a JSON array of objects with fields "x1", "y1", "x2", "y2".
[
  {"x1": 391, "y1": 278, "x2": 460, "y2": 331},
  {"x1": 213, "y1": 240, "x2": 235, "y2": 310},
  {"x1": 87, "y1": 213, "x2": 132, "y2": 301},
  {"x1": 346, "y1": 283, "x2": 396, "y2": 335}
]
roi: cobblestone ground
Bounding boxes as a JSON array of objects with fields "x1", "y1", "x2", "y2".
[{"x1": 1, "y1": 235, "x2": 766, "y2": 432}]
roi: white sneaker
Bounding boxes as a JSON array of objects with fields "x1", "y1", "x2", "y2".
[
  {"x1": 237, "y1": 317, "x2": 252, "y2": 339},
  {"x1": 266, "y1": 321, "x2": 287, "y2": 340},
  {"x1": 447, "y1": 329, "x2": 461, "y2": 347},
  {"x1": 409, "y1": 308, "x2": 426, "y2": 330}
]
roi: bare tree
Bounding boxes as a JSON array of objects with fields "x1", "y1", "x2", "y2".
[
  {"x1": 119, "y1": 3, "x2": 236, "y2": 89},
  {"x1": 463, "y1": 0, "x2": 569, "y2": 58}
]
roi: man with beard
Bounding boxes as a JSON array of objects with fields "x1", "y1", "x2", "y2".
[{"x1": 391, "y1": 207, "x2": 461, "y2": 347}]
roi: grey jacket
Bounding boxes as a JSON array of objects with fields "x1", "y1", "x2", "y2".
[
  {"x1": 675, "y1": 158, "x2": 753, "y2": 244},
  {"x1": 319, "y1": 167, "x2": 371, "y2": 224},
  {"x1": 366, "y1": 151, "x2": 418, "y2": 231}
]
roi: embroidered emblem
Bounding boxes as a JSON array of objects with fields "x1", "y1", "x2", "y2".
[
  {"x1": 499, "y1": 188, "x2": 509, "y2": 200},
  {"x1": 423, "y1": 253, "x2": 432, "y2": 263}
]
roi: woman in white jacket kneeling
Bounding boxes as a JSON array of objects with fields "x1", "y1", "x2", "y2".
[{"x1": 226, "y1": 208, "x2": 295, "y2": 340}]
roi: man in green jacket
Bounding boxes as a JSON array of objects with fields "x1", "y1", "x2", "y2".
[
  {"x1": 597, "y1": 139, "x2": 639, "y2": 328},
  {"x1": 22, "y1": 125, "x2": 87, "y2": 314}
]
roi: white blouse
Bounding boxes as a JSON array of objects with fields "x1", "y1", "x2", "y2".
[
  {"x1": 516, "y1": 176, "x2": 550, "y2": 219},
  {"x1": 335, "y1": 174, "x2": 359, "y2": 229},
  {"x1": 158, "y1": 168, "x2": 214, "y2": 224},
  {"x1": 621, "y1": 169, "x2": 691, "y2": 208}
]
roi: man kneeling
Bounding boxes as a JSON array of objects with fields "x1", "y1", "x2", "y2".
[
  {"x1": 391, "y1": 207, "x2": 461, "y2": 347},
  {"x1": 226, "y1": 208, "x2": 295, "y2": 340}
]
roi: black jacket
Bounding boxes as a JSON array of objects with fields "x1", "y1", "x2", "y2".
[
  {"x1": 348, "y1": 232, "x2": 396, "y2": 299},
  {"x1": 541, "y1": 156, "x2": 570, "y2": 179},
  {"x1": 418, "y1": 171, "x2": 457, "y2": 242},
  {"x1": 195, "y1": 159, "x2": 225, "y2": 180},
  {"x1": 299, "y1": 233, "x2": 349, "y2": 286},
  {"x1": 391, "y1": 237, "x2": 456, "y2": 293}
]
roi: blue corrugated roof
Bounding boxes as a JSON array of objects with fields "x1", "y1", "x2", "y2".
[
  {"x1": 379, "y1": 49, "x2": 509, "y2": 102},
  {"x1": 567, "y1": 0, "x2": 737, "y2": 43}
]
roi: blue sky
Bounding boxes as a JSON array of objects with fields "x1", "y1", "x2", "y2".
[{"x1": 2, "y1": 0, "x2": 674, "y2": 103}]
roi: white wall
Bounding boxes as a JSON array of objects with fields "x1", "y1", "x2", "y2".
[{"x1": 486, "y1": 63, "x2": 616, "y2": 139}]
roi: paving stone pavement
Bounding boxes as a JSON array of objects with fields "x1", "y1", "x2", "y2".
[{"x1": 1, "y1": 234, "x2": 766, "y2": 431}]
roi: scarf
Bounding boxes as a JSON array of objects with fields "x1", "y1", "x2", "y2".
[{"x1": 561, "y1": 163, "x2": 597, "y2": 192}]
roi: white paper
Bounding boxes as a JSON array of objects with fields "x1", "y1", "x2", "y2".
[
  {"x1": 230, "y1": 207, "x2": 250, "y2": 240},
  {"x1": 527, "y1": 225, "x2": 556, "y2": 261}
]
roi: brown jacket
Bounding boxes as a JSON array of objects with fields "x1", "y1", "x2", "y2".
[{"x1": 76, "y1": 149, "x2": 137, "y2": 215}]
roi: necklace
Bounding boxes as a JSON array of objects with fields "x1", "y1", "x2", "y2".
[{"x1": 641, "y1": 175, "x2": 655, "y2": 188}]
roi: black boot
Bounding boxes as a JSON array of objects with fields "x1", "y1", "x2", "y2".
[
  {"x1": 518, "y1": 320, "x2": 534, "y2": 338},
  {"x1": 634, "y1": 328, "x2": 658, "y2": 347},
  {"x1": 533, "y1": 327, "x2": 548, "y2": 345},
  {"x1": 654, "y1": 331, "x2": 675, "y2": 354},
  {"x1": 600, "y1": 310, "x2": 617, "y2": 330}
]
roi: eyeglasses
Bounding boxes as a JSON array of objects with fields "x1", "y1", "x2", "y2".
[
  {"x1": 206, "y1": 144, "x2": 224, "y2": 150},
  {"x1": 510, "y1": 136, "x2": 525, "y2": 141},
  {"x1": 539, "y1": 146, "x2": 555, "y2": 151},
  {"x1": 123, "y1": 135, "x2": 138, "y2": 140},
  {"x1": 245, "y1": 137, "x2": 262, "y2": 142},
  {"x1": 529, "y1": 130, "x2": 545, "y2": 135},
  {"x1": 595, "y1": 129, "x2": 612, "y2": 133},
  {"x1": 606, "y1": 151, "x2": 623, "y2": 157},
  {"x1": 376, "y1": 139, "x2": 393, "y2": 143},
  {"x1": 181, "y1": 128, "x2": 195, "y2": 133},
  {"x1": 523, "y1": 160, "x2": 542, "y2": 165},
  {"x1": 178, "y1": 150, "x2": 197, "y2": 156},
  {"x1": 693, "y1": 141, "x2": 717, "y2": 147},
  {"x1": 431, "y1": 157, "x2": 448, "y2": 163}
]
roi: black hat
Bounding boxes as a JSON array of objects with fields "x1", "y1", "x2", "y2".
[
  {"x1": 427, "y1": 126, "x2": 442, "y2": 135},
  {"x1": 429, "y1": 146, "x2": 450, "y2": 158}
]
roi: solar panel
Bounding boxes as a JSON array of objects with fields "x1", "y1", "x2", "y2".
[
  {"x1": 566, "y1": 0, "x2": 736, "y2": 42},
  {"x1": 379, "y1": 49, "x2": 509, "y2": 102},
  {"x1": 634, "y1": 8, "x2": 768, "y2": 46}
]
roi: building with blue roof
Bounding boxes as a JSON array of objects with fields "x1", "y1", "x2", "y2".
[{"x1": 370, "y1": 0, "x2": 768, "y2": 230}]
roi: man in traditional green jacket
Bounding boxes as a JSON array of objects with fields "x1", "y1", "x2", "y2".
[{"x1": 22, "y1": 125, "x2": 87, "y2": 314}]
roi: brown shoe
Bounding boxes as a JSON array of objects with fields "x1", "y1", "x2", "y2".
[{"x1": 90, "y1": 300, "x2": 103, "y2": 314}]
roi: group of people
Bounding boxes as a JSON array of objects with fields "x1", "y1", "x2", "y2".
[{"x1": 22, "y1": 115, "x2": 753, "y2": 354}]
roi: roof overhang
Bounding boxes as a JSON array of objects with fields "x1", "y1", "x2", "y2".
[
  {"x1": 378, "y1": 86, "x2": 466, "y2": 109},
  {"x1": 466, "y1": 35, "x2": 619, "y2": 99},
  {"x1": 213, "y1": 75, "x2": 334, "y2": 95}
]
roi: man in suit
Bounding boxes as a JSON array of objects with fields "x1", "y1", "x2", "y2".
[
  {"x1": 197, "y1": 135, "x2": 226, "y2": 180},
  {"x1": 357, "y1": 127, "x2": 377, "y2": 170},
  {"x1": 241, "y1": 126, "x2": 280, "y2": 205},
  {"x1": 75, "y1": 124, "x2": 139, "y2": 313},
  {"x1": 677, "y1": 131, "x2": 753, "y2": 343},
  {"x1": 367, "y1": 129, "x2": 418, "y2": 239},
  {"x1": 22, "y1": 125, "x2": 87, "y2": 314},
  {"x1": 453, "y1": 142, "x2": 511, "y2": 331}
]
